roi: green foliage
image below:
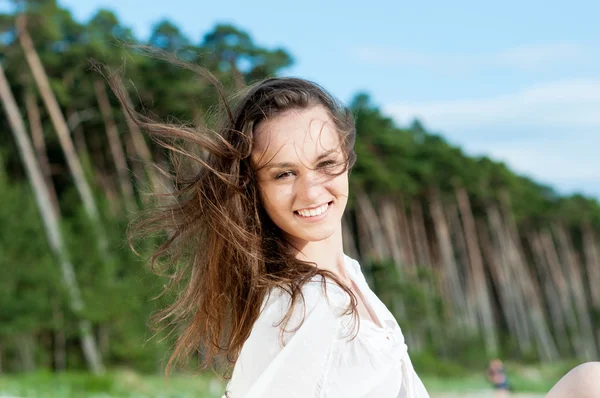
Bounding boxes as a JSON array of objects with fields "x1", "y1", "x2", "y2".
[
  {"x1": 202, "y1": 24, "x2": 293, "y2": 82},
  {"x1": 0, "y1": 177, "x2": 63, "y2": 337}
]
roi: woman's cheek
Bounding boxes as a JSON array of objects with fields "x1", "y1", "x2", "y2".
[
  {"x1": 269, "y1": 182, "x2": 289, "y2": 201},
  {"x1": 263, "y1": 185, "x2": 289, "y2": 215}
]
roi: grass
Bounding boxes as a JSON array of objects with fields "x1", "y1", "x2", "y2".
[
  {"x1": 421, "y1": 360, "x2": 579, "y2": 394},
  {"x1": 0, "y1": 369, "x2": 226, "y2": 398},
  {"x1": 0, "y1": 361, "x2": 578, "y2": 397}
]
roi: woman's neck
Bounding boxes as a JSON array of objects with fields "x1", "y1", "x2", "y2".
[{"x1": 288, "y1": 225, "x2": 348, "y2": 280}]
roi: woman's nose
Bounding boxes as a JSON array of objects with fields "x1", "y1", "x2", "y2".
[{"x1": 296, "y1": 171, "x2": 326, "y2": 202}]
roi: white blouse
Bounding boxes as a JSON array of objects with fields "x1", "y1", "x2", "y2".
[{"x1": 223, "y1": 254, "x2": 430, "y2": 398}]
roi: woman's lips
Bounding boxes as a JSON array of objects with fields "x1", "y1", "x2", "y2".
[{"x1": 294, "y1": 201, "x2": 333, "y2": 222}]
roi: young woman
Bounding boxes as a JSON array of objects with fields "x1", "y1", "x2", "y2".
[
  {"x1": 219, "y1": 80, "x2": 429, "y2": 398},
  {"x1": 115, "y1": 67, "x2": 600, "y2": 397}
]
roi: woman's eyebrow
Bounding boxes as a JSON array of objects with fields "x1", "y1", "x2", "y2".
[
  {"x1": 263, "y1": 152, "x2": 336, "y2": 170},
  {"x1": 263, "y1": 161, "x2": 295, "y2": 170}
]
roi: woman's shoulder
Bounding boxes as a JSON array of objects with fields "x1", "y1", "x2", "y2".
[
  {"x1": 343, "y1": 253, "x2": 365, "y2": 281},
  {"x1": 237, "y1": 275, "x2": 349, "y2": 367},
  {"x1": 250, "y1": 254, "x2": 362, "y2": 340},
  {"x1": 228, "y1": 269, "x2": 355, "y2": 398},
  {"x1": 259, "y1": 275, "x2": 349, "y2": 325}
]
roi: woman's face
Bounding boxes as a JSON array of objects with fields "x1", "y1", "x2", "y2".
[{"x1": 251, "y1": 105, "x2": 349, "y2": 245}]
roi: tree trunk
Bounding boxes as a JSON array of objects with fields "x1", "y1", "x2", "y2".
[
  {"x1": 25, "y1": 88, "x2": 60, "y2": 216},
  {"x1": 93, "y1": 79, "x2": 136, "y2": 211},
  {"x1": 582, "y1": 222, "x2": 600, "y2": 309},
  {"x1": 396, "y1": 195, "x2": 416, "y2": 268},
  {"x1": 67, "y1": 108, "x2": 92, "y2": 168},
  {"x1": 0, "y1": 62, "x2": 104, "y2": 374},
  {"x1": 528, "y1": 230, "x2": 570, "y2": 355},
  {"x1": 429, "y1": 191, "x2": 473, "y2": 331},
  {"x1": 446, "y1": 202, "x2": 479, "y2": 329},
  {"x1": 455, "y1": 187, "x2": 498, "y2": 356},
  {"x1": 115, "y1": 76, "x2": 160, "y2": 191},
  {"x1": 410, "y1": 199, "x2": 432, "y2": 267},
  {"x1": 355, "y1": 190, "x2": 388, "y2": 263},
  {"x1": 380, "y1": 198, "x2": 407, "y2": 273},
  {"x1": 484, "y1": 205, "x2": 532, "y2": 352},
  {"x1": 498, "y1": 194, "x2": 558, "y2": 361},
  {"x1": 91, "y1": 141, "x2": 122, "y2": 217},
  {"x1": 354, "y1": 190, "x2": 387, "y2": 287},
  {"x1": 16, "y1": 15, "x2": 110, "y2": 255},
  {"x1": 539, "y1": 230, "x2": 581, "y2": 357},
  {"x1": 553, "y1": 223, "x2": 597, "y2": 359}
]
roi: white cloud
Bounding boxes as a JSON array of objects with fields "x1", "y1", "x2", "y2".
[
  {"x1": 467, "y1": 138, "x2": 600, "y2": 198},
  {"x1": 384, "y1": 78, "x2": 600, "y2": 132},
  {"x1": 494, "y1": 43, "x2": 586, "y2": 70},
  {"x1": 466, "y1": 138, "x2": 599, "y2": 180},
  {"x1": 382, "y1": 79, "x2": 600, "y2": 199},
  {"x1": 351, "y1": 42, "x2": 590, "y2": 71}
]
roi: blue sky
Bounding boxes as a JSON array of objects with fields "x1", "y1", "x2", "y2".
[{"x1": 6, "y1": 0, "x2": 600, "y2": 198}]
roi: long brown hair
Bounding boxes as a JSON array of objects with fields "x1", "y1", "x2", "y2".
[{"x1": 102, "y1": 55, "x2": 358, "y2": 376}]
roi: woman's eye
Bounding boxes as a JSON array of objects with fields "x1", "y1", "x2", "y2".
[
  {"x1": 318, "y1": 160, "x2": 336, "y2": 168},
  {"x1": 275, "y1": 171, "x2": 294, "y2": 180},
  {"x1": 319, "y1": 160, "x2": 342, "y2": 172}
]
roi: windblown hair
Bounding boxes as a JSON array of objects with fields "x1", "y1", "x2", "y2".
[{"x1": 103, "y1": 55, "x2": 358, "y2": 376}]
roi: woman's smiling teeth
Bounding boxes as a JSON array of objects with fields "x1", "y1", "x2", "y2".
[{"x1": 296, "y1": 202, "x2": 330, "y2": 218}]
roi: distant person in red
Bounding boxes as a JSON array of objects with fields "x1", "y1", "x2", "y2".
[{"x1": 487, "y1": 359, "x2": 510, "y2": 396}]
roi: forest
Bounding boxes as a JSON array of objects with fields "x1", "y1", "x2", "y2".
[{"x1": 1, "y1": 0, "x2": 600, "y2": 387}]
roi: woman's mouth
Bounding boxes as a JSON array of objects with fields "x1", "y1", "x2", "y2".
[{"x1": 294, "y1": 201, "x2": 333, "y2": 221}]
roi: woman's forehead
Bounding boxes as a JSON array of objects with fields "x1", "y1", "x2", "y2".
[{"x1": 252, "y1": 106, "x2": 340, "y2": 164}]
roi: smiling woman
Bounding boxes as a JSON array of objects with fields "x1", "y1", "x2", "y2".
[
  {"x1": 102, "y1": 58, "x2": 431, "y2": 397},
  {"x1": 103, "y1": 54, "x2": 600, "y2": 397},
  {"x1": 209, "y1": 77, "x2": 431, "y2": 398}
]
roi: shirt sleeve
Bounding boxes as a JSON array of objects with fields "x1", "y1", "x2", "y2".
[{"x1": 225, "y1": 281, "x2": 343, "y2": 398}]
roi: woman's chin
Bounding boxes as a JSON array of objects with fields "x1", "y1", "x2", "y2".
[{"x1": 293, "y1": 225, "x2": 338, "y2": 243}]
